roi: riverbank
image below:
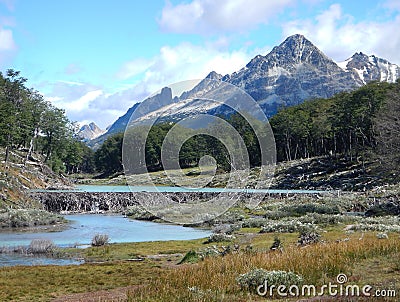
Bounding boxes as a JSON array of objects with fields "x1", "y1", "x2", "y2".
[
  {"x1": 0, "y1": 149, "x2": 72, "y2": 229},
  {"x1": 2, "y1": 182, "x2": 400, "y2": 300},
  {"x1": 2, "y1": 220, "x2": 399, "y2": 301}
]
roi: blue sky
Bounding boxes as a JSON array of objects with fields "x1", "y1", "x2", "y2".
[{"x1": 1, "y1": 0, "x2": 400, "y2": 128}]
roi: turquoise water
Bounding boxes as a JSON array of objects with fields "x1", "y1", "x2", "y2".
[{"x1": 0, "y1": 214, "x2": 211, "y2": 266}]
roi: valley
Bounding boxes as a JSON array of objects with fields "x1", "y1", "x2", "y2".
[{"x1": 0, "y1": 33, "x2": 399, "y2": 301}]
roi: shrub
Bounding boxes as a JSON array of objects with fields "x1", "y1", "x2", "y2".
[
  {"x1": 298, "y1": 231, "x2": 321, "y2": 246},
  {"x1": 179, "y1": 250, "x2": 199, "y2": 264},
  {"x1": 346, "y1": 223, "x2": 400, "y2": 233},
  {"x1": 28, "y1": 239, "x2": 56, "y2": 254},
  {"x1": 212, "y1": 223, "x2": 241, "y2": 235},
  {"x1": 204, "y1": 233, "x2": 235, "y2": 243},
  {"x1": 91, "y1": 234, "x2": 109, "y2": 246},
  {"x1": 270, "y1": 236, "x2": 283, "y2": 251},
  {"x1": 237, "y1": 269, "x2": 303, "y2": 294},
  {"x1": 282, "y1": 203, "x2": 341, "y2": 216},
  {"x1": 198, "y1": 245, "x2": 221, "y2": 259},
  {"x1": 376, "y1": 232, "x2": 389, "y2": 239},
  {"x1": 260, "y1": 220, "x2": 317, "y2": 233},
  {"x1": 365, "y1": 202, "x2": 400, "y2": 217},
  {"x1": 242, "y1": 218, "x2": 268, "y2": 228}
]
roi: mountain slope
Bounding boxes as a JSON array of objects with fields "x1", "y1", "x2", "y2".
[
  {"x1": 93, "y1": 34, "x2": 400, "y2": 145},
  {"x1": 77, "y1": 122, "x2": 105, "y2": 141},
  {"x1": 338, "y1": 52, "x2": 400, "y2": 85},
  {"x1": 225, "y1": 34, "x2": 357, "y2": 114}
]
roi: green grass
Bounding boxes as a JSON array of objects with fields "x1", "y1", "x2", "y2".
[
  {"x1": 0, "y1": 261, "x2": 159, "y2": 302},
  {"x1": 65, "y1": 238, "x2": 211, "y2": 262},
  {"x1": 1, "y1": 229, "x2": 400, "y2": 301}
]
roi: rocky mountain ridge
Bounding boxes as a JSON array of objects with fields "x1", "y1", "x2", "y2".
[
  {"x1": 92, "y1": 34, "x2": 400, "y2": 145},
  {"x1": 77, "y1": 122, "x2": 105, "y2": 141}
]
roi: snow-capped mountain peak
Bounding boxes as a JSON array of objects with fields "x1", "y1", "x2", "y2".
[
  {"x1": 77, "y1": 122, "x2": 105, "y2": 141},
  {"x1": 89, "y1": 34, "x2": 400, "y2": 147},
  {"x1": 339, "y1": 52, "x2": 400, "y2": 84}
]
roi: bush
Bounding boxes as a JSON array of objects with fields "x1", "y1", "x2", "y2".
[
  {"x1": 376, "y1": 232, "x2": 389, "y2": 239},
  {"x1": 212, "y1": 223, "x2": 241, "y2": 235},
  {"x1": 242, "y1": 218, "x2": 268, "y2": 228},
  {"x1": 28, "y1": 239, "x2": 56, "y2": 254},
  {"x1": 91, "y1": 234, "x2": 109, "y2": 246},
  {"x1": 282, "y1": 203, "x2": 341, "y2": 216},
  {"x1": 198, "y1": 246, "x2": 221, "y2": 259},
  {"x1": 237, "y1": 269, "x2": 303, "y2": 294},
  {"x1": 365, "y1": 202, "x2": 400, "y2": 217},
  {"x1": 260, "y1": 220, "x2": 317, "y2": 233},
  {"x1": 270, "y1": 236, "x2": 283, "y2": 251},
  {"x1": 347, "y1": 223, "x2": 400, "y2": 233},
  {"x1": 298, "y1": 231, "x2": 321, "y2": 246},
  {"x1": 179, "y1": 250, "x2": 199, "y2": 264},
  {"x1": 204, "y1": 233, "x2": 235, "y2": 243}
]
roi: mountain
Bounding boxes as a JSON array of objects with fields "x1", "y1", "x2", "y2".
[
  {"x1": 225, "y1": 34, "x2": 357, "y2": 114},
  {"x1": 338, "y1": 52, "x2": 400, "y2": 85},
  {"x1": 77, "y1": 122, "x2": 105, "y2": 141},
  {"x1": 93, "y1": 34, "x2": 400, "y2": 145}
]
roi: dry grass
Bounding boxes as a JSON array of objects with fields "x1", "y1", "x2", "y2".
[{"x1": 128, "y1": 234, "x2": 400, "y2": 301}]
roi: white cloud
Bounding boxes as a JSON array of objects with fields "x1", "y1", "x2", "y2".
[
  {"x1": 43, "y1": 80, "x2": 142, "y2": 128},
  {"x1": 0, "y1": 26, "x2": 15, "y2": 50},
  {"x1": 46, "y1": 42, "x2": 257, "y2": 128},
  {"x1": 282, "y1": 4, "x2": 400, "y2": 64},
  {"x1": 117, "y1": 42, "x2": 253, "y2": 98},
  {"x1": 117, "y1": 58, "x2": 154, "y2": 80},
  {"x1": 49, "y1": 89, "x2": 103, "y2": 112},
  {"x1": 384, "y1": 0, "x2": 400, "y2": 11},
  {"x1": 57, "y1": 80, "x2": 84, "y2": 86},
  {"x1": 159, "y1": 0, "x2": 295, "y2": 34}
]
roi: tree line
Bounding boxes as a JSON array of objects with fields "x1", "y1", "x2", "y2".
[
  {"x1": 3, "y1": 69, "x2": 397, "y2": 178},
  {"x1": 0, "y1": 69, "x2": 94, "y2": 174},
  {"x1": 94, "y1": 80, "x2": 400, "y2": 177},
  {"x1": 270, "y1": 80, "x2": 399, "y2": 166}
]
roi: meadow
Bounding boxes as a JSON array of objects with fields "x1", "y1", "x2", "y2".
[{"x1": 1, "y1": 191, "x2": 399, "y2": 301}]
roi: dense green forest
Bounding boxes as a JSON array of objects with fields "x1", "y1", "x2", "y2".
[
  {"x1": 0, "y1": 69, "x2": 94, "y2": 174},
  {"x1": 95, "y1": 80, "x2": 400, "y2": 177}
]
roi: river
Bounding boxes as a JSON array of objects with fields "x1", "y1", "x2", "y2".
[{"x1": 0, "y1": 214, "x2": 211, "y2": 267}]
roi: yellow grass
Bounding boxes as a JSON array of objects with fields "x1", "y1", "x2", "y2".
[{"x1": 129, "y1": 234, "x2": 400, "y2": 301}]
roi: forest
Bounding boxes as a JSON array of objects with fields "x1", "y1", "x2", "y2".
[
  {"x1": 0, "y1": 69, "x2": 94, "y2": 174},
  {"x1": 95, "y1": 79, "x2": 400, "y2": 178},
  {"x1": 1, "y1": 69, "x2": 399, "y2": 180}
]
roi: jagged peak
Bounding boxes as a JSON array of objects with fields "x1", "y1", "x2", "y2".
[
  {"x1": 205, "y1": 71, "x2": 223, "y2": 80},
  {"x1": 245, "y1": 54, "x2": 266, "y2": 68},
  {"x1": 281, "y1": 33, "x2": 308, "y2": 44}
]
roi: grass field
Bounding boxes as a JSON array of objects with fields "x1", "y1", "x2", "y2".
[{"x1": 1, "y1": 227, "x2": 399, "y2": 301}]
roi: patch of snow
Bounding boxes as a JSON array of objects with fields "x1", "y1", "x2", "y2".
[
  {"x1": 368, "y1": 55, "x2": 376, "y2": 64},
  {"x1": 337, "y1": 60, "x2": 349, "y2": 71},
  {"x1": 354, "y1": 67, "x2": 367, "y2": 84}
]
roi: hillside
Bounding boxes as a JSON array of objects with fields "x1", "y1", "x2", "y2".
[
  {"x1": 0, "y1": 148, "x2": 69, "y2": 227},
  {"x1": 91, "y1": 34, "x2": 400, "y2": 145}
]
